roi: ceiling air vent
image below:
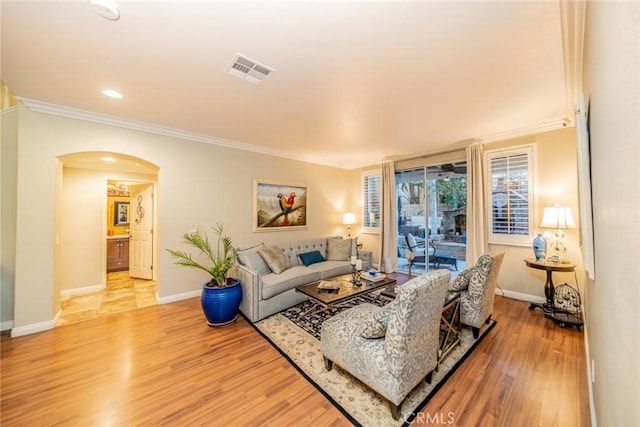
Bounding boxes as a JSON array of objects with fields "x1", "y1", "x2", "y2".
[{"x1": 227, "y1": 53, "x2": 274, "y2": 84}]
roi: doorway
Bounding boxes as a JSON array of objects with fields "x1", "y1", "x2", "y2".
[
  {"x1": 396, "y1": 162, "x2": 467, "y2": 277},
  {"x1": 106, "y1": 181, "x2": 154, "y2": 280},
  {"x1": 55, "y1": 152, "x2": 159, "y2": 326}
]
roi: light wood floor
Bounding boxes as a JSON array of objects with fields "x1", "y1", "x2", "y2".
[{"x1": 1, "y1": 273, "x2": 591, "y2": 426}]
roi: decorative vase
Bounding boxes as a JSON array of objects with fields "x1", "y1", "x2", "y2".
[
  {"x1": 200, "y1": 278, "x2": 242, "y2": 326},
  {"x1": 533, "y1": 233, "x2": 547, "y2": 261}
]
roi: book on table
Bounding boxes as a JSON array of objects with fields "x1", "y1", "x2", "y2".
[{"x1": 361, "y1": 272, "x2": 385, "y2": 282}]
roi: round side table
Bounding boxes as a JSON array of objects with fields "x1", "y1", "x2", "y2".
[{"x1": 524, "y1": 258, "x2": 574, "y2": 307}]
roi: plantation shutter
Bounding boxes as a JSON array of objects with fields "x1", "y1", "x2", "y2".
[
  {"x1": 489, "y1": 150, "x2": 531, "y2": 237},
  {"x1": 362, "y1": 171, "x2": 381, "y2": 231}
]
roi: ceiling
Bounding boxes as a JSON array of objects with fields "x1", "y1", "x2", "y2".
[{"x1": 1, "y1": 1, "x2": 580, "y2": 170}]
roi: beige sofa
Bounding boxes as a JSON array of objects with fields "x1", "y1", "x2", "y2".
[{"x1": 234, "y1": 237, "x2": 371, "y2": 322}]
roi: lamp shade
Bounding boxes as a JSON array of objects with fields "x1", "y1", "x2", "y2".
[
  {"x1": 342, "y1": 212, "x2": 357, "y2": 225},
  {"x1": 540, "y1": 205, "x2": 577, "y2": 229}
]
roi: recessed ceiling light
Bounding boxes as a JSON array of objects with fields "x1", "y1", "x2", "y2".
[
  {"x1": 101, "y1": 89, "x2": 123, "y2": 99},
  {"x1": 102, "y1": 157, "x2": 117, "y2": 162},
  {"x1": 91, "y1": 0, "x2": 120, "y2": 21}
]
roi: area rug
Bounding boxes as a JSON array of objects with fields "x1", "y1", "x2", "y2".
[{"x1": 252, "y1": 294, "x2": 496, "y2": 427}]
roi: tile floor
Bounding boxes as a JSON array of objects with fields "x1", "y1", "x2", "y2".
[
  {"x1": 396, "y1": 259, "x2": 465, "y2": 279},
  {"x1": 57, "y1": 271, "x2": 158, "y2": 326}
]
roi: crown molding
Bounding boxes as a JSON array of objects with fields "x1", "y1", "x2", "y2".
[
  {"x1": 478, "y1": 118, "x2": 572, "y2": 145},
  {"x1": 0, "y1": 106, "x2": 18, "y2": 116},
  {"x1": 17, "y1": 98, "x2": 345, "y2": 169}
]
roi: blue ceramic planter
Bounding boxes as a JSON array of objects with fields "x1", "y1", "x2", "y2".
[{"x1": 200, "y1": 278, "x2": 242, "y2": 326}]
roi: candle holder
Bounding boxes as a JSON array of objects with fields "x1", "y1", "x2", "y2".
[{"x1": 351, "y1": 264, "x2": 362, "y2": 286}]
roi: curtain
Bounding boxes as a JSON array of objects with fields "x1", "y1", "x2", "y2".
[
  {"x1": 466, "y1": 143, "x2": 488, "y2": 265},
  {"x1": 379, "y1": 161, "x2": 398, "y2": 273}
]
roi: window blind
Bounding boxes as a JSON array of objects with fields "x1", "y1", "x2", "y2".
[
  {"x1": 363, "y1": 171, "x2": 381, "y2": 229},
  {"x1": 489, "y1": 151, "x2": 531, "y2": 236}
]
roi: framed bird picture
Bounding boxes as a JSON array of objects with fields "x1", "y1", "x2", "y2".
[{"x1": 253, "y1": 179, "x2": 308, "y2": 231}]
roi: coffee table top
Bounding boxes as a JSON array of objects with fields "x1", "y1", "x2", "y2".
[{"x1": 296, "y1": 274, "x2": 396, "y2": 306}]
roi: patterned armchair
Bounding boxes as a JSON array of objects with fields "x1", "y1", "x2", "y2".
[
  {"x1": 449, "y1": 251, "x2": 505, "y2": 338},
  {"x1": 320, "y1": 270, "x2": 450, "y2": 420}
]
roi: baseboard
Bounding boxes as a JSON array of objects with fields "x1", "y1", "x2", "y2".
[
  {"x1": 1, "y1": 320, "x2": 15, "y2": 332},
  {"x1": 583, "y1": 317, "x2": 598, "y2": 427},
  {"x1": 60, "y1": 284, "x2": 104, "y2": 298},
  {"x1": 496, "y1": 288, "x2": 546, "y2": 304},
  {"x1": 158, "y1": 289, "x2": 200, "y2": 304},
  {"x1": 10, "y1": 310, "x2": 61, "y2": 338}
]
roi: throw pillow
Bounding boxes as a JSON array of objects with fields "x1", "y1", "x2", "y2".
[
  {"x1": 237, "y1": 251, "x2": 272, "y2": 275},
  {"x1": 258, "y1": 246, "x2": 289, "y2": 274},
  {"x1": 448, "y1": 268, "x2": 471, "y2": 292},
  {"x1": 326, "y1": 238, "x2": 352, "y2": 261},
  {"x1": 360, "y1": 307, "x2": 392, "y2": 339},
  {"x1": 298, "y1": 250, "x2": 326, "y2": 266},
  {"x1": 235, "y1": 242, "x2": 264, "y2": 262}
]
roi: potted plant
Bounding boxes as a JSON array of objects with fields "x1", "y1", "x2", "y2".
[{"x1": 166, "y1": 222, "x2": 242, "y2": 326}]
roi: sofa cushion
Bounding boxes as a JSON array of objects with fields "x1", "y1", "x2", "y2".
[
  {"x1": 259, "y1": 246, "x2": 290, "y2": 274},
  {"x1": 261, "y1": 266, "x2": 321, "y2": 300},
  {"x1": 298, "y1": 250, "x2": 326, "y2": 266},
  {"x1": 326, "y1": 238, "x2": 352, "y2": 261},
  {"x1": 307, "y1": 260, "x2": 352, "y2": 279}
]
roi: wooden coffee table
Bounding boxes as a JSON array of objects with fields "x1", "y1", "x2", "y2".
[{"x1": 296, "y1": 274, "x2": 396, "y2": 315}]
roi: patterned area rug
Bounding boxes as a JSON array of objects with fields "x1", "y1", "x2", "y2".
[{"x1": 253, "y1": 293, "x2": 496, "y2": 426}]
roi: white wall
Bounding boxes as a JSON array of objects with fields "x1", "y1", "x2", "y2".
[
  {"x1": 487, "y1": 128, "x2": 583, "y2": 300},
  {"x1": 582, "y1": 2, "x2": 640, "y2": 426},
  {"x1": 60, "y1": 168, "x2": 156, "y2": 291},
  {"x1": 1, "y1": 108, "x2": 18, "y2": 328},
  {"x1": 12, "y1": 105, "x2": 358, "y2": 332}
]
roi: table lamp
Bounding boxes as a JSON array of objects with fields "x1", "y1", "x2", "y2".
[{"x1": 540, "y1": 205, "x2": 576, "y2": 262}]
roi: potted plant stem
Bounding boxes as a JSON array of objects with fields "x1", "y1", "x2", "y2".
[{"x1": 166, "y1": 222, "x2": 242, "y2": 326}]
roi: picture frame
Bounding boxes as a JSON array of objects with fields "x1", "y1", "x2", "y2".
[
  {"x1": 114, "y1": 201, "x2": 130, "y2": 226},
  {"x1": 575, "y1": 93, "x2": 595, "y2": 279},
  {"x1": 253, "y1": 179, "x2": 308, "y2": 231}
]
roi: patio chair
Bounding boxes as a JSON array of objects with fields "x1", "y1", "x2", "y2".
[
  {"x1": 406, "y1": 233, "x2": 457, "y2": 271},
  {"x1": 404, "y1": 233, "x2": 434, "y2": 266}
]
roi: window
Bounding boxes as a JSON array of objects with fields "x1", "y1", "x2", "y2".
[
  {"x1": 486, "y1": 145, "x2": 535, "y2": 245},
  {"x1": 362, "y1": 170, "x2": 381, "y2": 233}
]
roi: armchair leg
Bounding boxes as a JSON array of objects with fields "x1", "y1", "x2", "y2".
[
  {"x1": 425, "y1": 371, "x2": 433, "y2": 384},
  {"x1": 388, "y1": 401, "x2": 401, "y2": 420},
  {"x1": 472, "y1": 327, "x2": 480, "y2": 339},
  {"x1": 486, "y1": 314, "x2": 492, "y2": 324},
  {"x1": 323, "y1": 356, "x2": 333, "y2": 371}
]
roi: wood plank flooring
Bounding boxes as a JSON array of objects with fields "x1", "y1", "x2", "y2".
[{"x1": 1, "y1": 273, "x2": 591, "y2": 426}]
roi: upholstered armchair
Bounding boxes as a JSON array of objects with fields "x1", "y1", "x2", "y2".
[
  {"x1": 449, "y1": 251, "x2": 505, "y2": 338},
  {"x1": 320, "y1": 270, "x2": 450, "y2": 420}
]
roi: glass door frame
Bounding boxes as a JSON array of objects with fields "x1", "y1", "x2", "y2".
[{"x1": 395, "y1": 160, "x2": 468, "y2": 276}]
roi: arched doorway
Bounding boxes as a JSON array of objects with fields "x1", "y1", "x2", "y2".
[{"x1": 55, "y1": 152, "x2": 159, "y2": 325}]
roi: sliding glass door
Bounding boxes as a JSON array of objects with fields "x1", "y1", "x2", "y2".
[
  {"x1": 396, "y1": 169, "x2": 427, "y2": 273},
  {"x1": 396, "y1": 162, "x2": 468, "y2": 276}
]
